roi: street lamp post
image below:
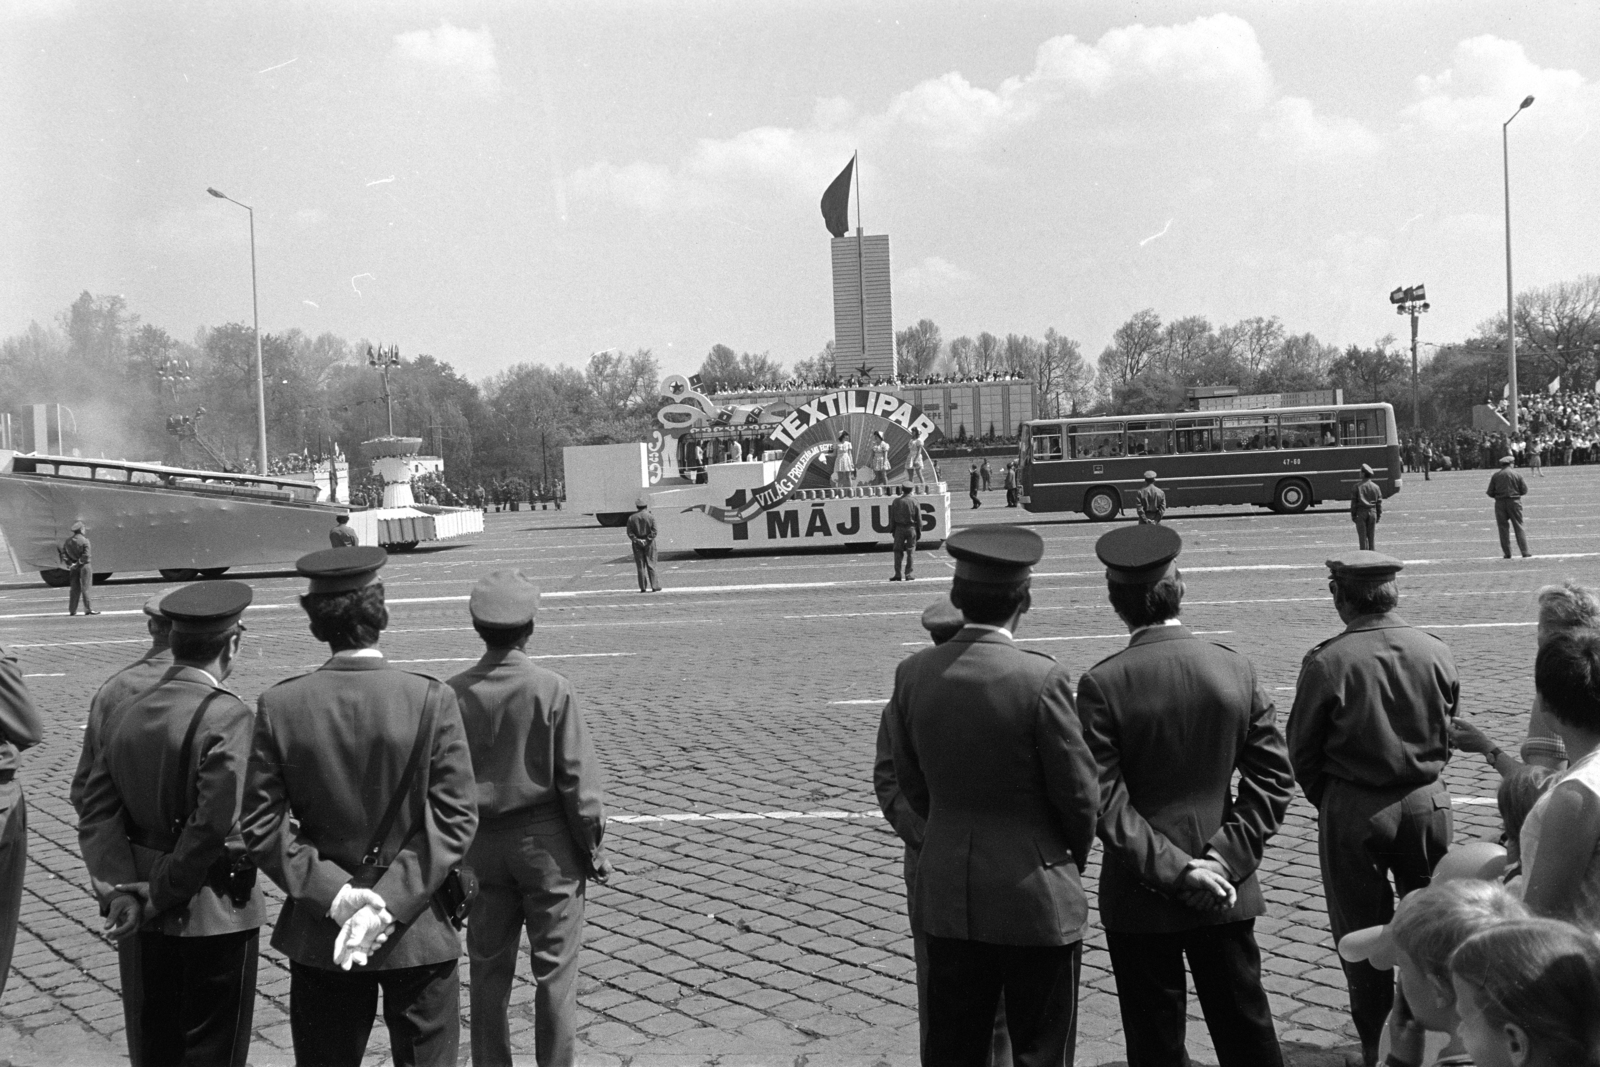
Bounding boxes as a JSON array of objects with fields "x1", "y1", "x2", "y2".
[
  {"x1": 206, "y1": 187, "x2": 271, "y2": 476},
  {"x1": 1389, "y1": 285, "x2": 1430, "y2": 432},
  {"x1": 1502, "y1": 95, "x2": 1534, "y2": 436},
  {"x1": 368, "y1": 345, "x2": 402, "y2": 436}
]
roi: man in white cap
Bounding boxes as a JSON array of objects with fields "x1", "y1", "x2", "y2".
[
  {"x1": 1487, "y1": 455, "x2": 1532, "y2": 559},
  {"x1": 1350, "y1": 465, "x2": 1382, "y2": 550},
  {"x1": 61, "y1": 520, "x2": 98, "y2": 615},
  {"x1": 1135, "y1": 472, "x2": 1166, "y2": 525},
  {"x1": 448, "y1": 570, "x2": 610, "y2": 1067},
  {"x1": 626, "y1": 495, "x2": 662, "y2": 593}
]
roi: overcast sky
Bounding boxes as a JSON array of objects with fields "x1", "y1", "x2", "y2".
[{"x1": 3, "y1": 1, "x2": 1596, "y2": 383}]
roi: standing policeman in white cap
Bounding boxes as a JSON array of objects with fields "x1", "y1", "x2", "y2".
[
  {"x1": 61, "y1": 520, "x2": 98, "y2": 615},
  {"x1": 1286, "y1": 552, "x2": 1458, "y2": 1067},
  {"x1": 1350, "y1": 464, "x2": 1382, "y2": 550},
  {"x1": 447, "y1": 569, "x2": 610, "y2": 1067},
  {"x1": 1077, "y1": 525, "x2": 1294, "y2": 1066},
  {"x1": 1487, "y1": 454, "x2": 1532, "y2": 559},
  {"x1": 243, "y1": 546, "x2": 477, "y2": 1067},
  {"x1": 886, "y1": 526, "x2": 1099, "y2": 1066},
  {"x1": 70, "y1": 591, "x2": 173, "y2": 1067},
  {"x1": 1135, "y1": 471, "x2": 1166, "y2": 525},
  {"x1": 626, "y1": 495, "x2": 662, "y2": 593},
  {"x1": 77, "y1": 581, "x2": 265, "y2": 1067}
]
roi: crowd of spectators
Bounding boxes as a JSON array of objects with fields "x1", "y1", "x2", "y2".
[
  {"x1": 702, "y1": 369, "x2": 1027, "y2": 398},
  {"x1": 1401, "y1": 389, "x2": 1600, "y2": 473}
]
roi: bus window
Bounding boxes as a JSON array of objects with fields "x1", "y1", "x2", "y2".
[
  {"x1": 1338, "y1": 410, "x2": 1385, "y2": 446},
  {"x1": 1220, "y1": 416, "x2": 1273, "y2": 451},
  {"x1": 1068, "y1": 424, "x2": 1124, "y2": 459},
  {"x1": 1126, "y1": 421, "x2": 1173, "y2": 456},
  {"x1": 1279, "y1": 412, "x2": 1334, "y2": 449},
  {"x1": 1030, "y1": 427, "x2": 1064, "y2": 461},
  {"x1": 1174, "y1": 418, "x2": 1220, "y2": 453}
]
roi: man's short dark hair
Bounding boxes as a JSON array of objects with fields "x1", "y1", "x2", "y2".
[
  {"x1": 474, "y1": 620, "x2": 533, "y2": 650},
  {"x1": 170, "y1": 628, "x2": 236, "y2": 663},
  {"x1": 301, "y1": 584, "x2": 388, "y2": 650},
  {"x1": 1536, "y1": 630, "x2": 1600, "y2": 733},
  {"x1": 950, "y1": 577, "x2": 1030, "y2": 626},
  {"x1": 1334, "y1": 577, "x2": 1399, "y2": 616},
  {"x1": 1107, "y1": 573, "x2": 1185, "y2": 629}
]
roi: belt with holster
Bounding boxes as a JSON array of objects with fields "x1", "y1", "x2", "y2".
[{"x1": 124, "y1": 819, "x2": 257, "y2": 907}]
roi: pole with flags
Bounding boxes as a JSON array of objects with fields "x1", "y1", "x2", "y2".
[{"x1": 820, "y1": 153, "x2": 868, "y2": 374}]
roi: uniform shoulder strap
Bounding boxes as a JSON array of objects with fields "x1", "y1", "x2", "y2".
[
  {"x1": 169, "y1": 690, "x2": 226, "y2": 836},
  {"x1": 362, "y1": 679, "x2": 441, "y2": 867}
]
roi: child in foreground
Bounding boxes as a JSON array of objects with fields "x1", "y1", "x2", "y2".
[
  {"x1": 1339, "y1": 879, "x2": 1527, "y2": 1066},
  {"x1": 1449, "y1": 917, "x2": 1600, "y2": 1067}
]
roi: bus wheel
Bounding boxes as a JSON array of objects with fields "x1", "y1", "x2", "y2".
[
  {"x1": 39, "y1": 569, "x2": 69, "y2": 588},
  {"x1": 1085, "y1": 488, "x2": 1121, "y2": 522},
  {"x1": 596, "y1": 513, "x2": 631, "y2": 527},
  {"x1": 1273, "y1": 479, "x2": 1311, "y2": 514}
]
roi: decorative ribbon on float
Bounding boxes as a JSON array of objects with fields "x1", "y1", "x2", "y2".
[{"x1": 684, "y1": 441, "x2": 832, "y2": 525}]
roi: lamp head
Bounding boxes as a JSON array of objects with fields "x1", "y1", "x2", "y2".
[
  {"x1": 1520, "y1": 95, "x2": 1535, "y2": 109},
  {"x1": 1389, "y1": 286, "x2": 1407, "y2": 305},
  {"x1": 206, "y1": 187, "x2": 226, "y2": 198}
]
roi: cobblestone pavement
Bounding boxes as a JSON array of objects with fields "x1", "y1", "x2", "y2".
[{"x1": 0, "y1": 466, "x2": 1590, "y2": 1065}]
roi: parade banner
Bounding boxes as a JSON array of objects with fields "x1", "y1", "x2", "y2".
[{"x1": 684, "y1": 440, "x2": 832, "y2": 525}]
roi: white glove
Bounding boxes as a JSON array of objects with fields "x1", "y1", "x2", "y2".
[
  {"x1": 329, "y1": 884, "x2": 386, "y2": 926},
  {"x1": 333, "y1": 905, "x2": 394, "y2": 971}
]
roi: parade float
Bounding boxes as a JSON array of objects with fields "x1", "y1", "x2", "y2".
[
  {"x1": 0, "y1": 435, "x2": 482, "y2": 585},
  {"x1": 565, "y1": 374, "x2": 951, "y2": 556}
]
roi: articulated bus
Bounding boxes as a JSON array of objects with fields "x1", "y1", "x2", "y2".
[{"x1": 1021, "y1": 402, "x2": 1400, "y2": 520}]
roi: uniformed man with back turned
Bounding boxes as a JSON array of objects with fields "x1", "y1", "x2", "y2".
[
  {"x1": 242, "y1": 547, "x2": 477, "y2": 1067},
  {"x1": 1285, "y1": 552, "x2": 1458, "y2": 1067},
  {"x1": 1135, "y1": 471, "x2": 1167, "y2": 525},
  {"x1": 1487, "y1": 454, "x2": 1532, "y2": 559},
  {"x1": 886, "y1": 526, "x2": 1100, "y2": 1066},
  {"x1": 626, "y1": 494, "x2": 662, "y2": 593},
  {"x1": 77, "y1": 581, "x2": 266, "y2": 1067},
  {"x1": 330, "y1": 513, "x2": 359, "y2": 547},
  {"x1": 70, "y1": 591, "x2": 173, "y2": 1067},
  {"x1": 1077, "y1": 525, "x2": 1294, "y2": 1066},
  {"x1": 447, "y1": 570, "x2": 611, "y2": 1067},
  {"x1": 1350, "y1": 464, "x2": 1382, "y2": 550},
  {"x1": 61, "y1": 520, "x2": 99, "y2": 615},
  {"x1": 888, "y1": 484, "x2": 919, "y2": 582}
]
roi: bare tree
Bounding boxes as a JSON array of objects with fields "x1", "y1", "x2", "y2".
[
  {"x1": 1096, "y1": 309, "x2": 1164, "y2": 387},
  {"x1": 947, "y1": 336, "x2": 976, "y2": 376},
  {"x1": 895, "y1": 319, "x2": 942, "y2": 377}
]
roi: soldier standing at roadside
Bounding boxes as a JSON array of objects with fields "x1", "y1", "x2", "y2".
[
  {"x1": 77, "y1": 582, "x2": 265, "y2": 1067},
  {"x1": 889, "y1": 485, "x2": 919, "y2": 582},
  {"x1": 1350, "y1": 465, "x2": 1382, "y2": 550},
  {"x1": 448, "y1": 570, "x2": 611, "y2": 1067},
  {"x1": 61, "y1": 520, "x2": 99, "y2": 616},
  {"x1": 1285, "y1": 553, "x2": 1458, "y2": 1067},
  {"x1": 1135, "y1": 471, "x2": 1167, "y2": 525},
  {"x1": 1488, "y1": 454, "x2": 1532, "y2": 559},
  {"x1": 626, "y1": 495, "x2": 662, "y2": 593}
]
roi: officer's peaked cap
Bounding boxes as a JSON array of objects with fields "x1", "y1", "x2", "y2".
[
  {"x1": 920, "y1": 597, "x2": 965, "y2": 639},
  {"x1": 70, "y1": 521, "x2": 86, "y2": 532},
  {"x1": 1360, "y1": 463, "x2": 1375, "y2": 476},
  {"x1": 945, "y1": 526, "x2": 1043, "y2": 584},
  {"x1": 1143, "y1": 470, "x2": 1157, "y2": 481},
  {"x1": 296, "y1": 545, "x2": 387, "y2": 594},
  {"x1": 161, "y1": 580, "x2": 252, "y2": 635},
  {"x1": 1096, "y1": 524, "x2": 1181, "y2": 586},
  {"x1": 469, "y1": 569, "x2": 540, "y2": 627},
  {"x1": 636, "y1": 494, "x2": 650, "y2": 508},
  {"x1": 143, "y1": 591, "x2": 170, "y2": 619},
  {"x1": 1325, "y1": 551, "x2": 1402, "y2": 581},
  {"x1": 1499, "y1": 455, "x2": 1514, "y2": 465}
]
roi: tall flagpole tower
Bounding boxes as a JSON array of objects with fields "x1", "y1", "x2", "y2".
[{"x1": 824, "y1": 153, "x2": 894, "y2": 378}]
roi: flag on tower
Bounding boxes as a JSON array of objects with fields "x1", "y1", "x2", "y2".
[
  {"x1": 1548, "y1": 376, "x2": 1562, "y2": 395},
  {"x1": 820, "y1": 156, "x2": 854, "y2": 238}
]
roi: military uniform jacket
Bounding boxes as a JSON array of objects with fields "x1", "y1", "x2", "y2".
[
  {"x1": 61, "y1": 532, "x2": 91, "y2": 568},
  {"x1": 1136, "y1": 485, "x2": 1167, "y2": 520},
  {"x1": 329, "y1": 525, "x2": 359, "y2": 548},
  {"x1": 446, "y1": 649, "x2": 606, "y2": 864},
  {"x1": 1487, "y1": 469, "x2": 1528, "y2": 499},
  {"x1": 1077, "y1": 625, "x2": 1294, "y2": 933},
  {"x1": 1285, "y1": 612, "x2": 1458, "y2": 808},
  {"x1": 77, "y1": 665, "x2": 266, "y2": 936},
  {"x1": 886, "y1": 627, "x2": 1099, "y2": 946},
  {"x1": 0, "y1": 646, "x2": 41, "y2": 776},
  {"x1": 626, "y1": 509, "x2": 657, "y2": 547},
  {"x1": 243, "y1": 656, "x2": 478, "y2": 970},
  {"x1": 1351, "y1": 479, "x2": 1383, "y2": 517},
  {"x1": 888, "y1": 495, "x2": 918, "y2": 530},
  {"x1": 71, "y1": 648, "x2": 174, "y2": 814}
]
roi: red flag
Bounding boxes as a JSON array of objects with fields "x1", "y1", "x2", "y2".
[{"x1": 820, "y1": 156, "x2": 853, "y2": 237}]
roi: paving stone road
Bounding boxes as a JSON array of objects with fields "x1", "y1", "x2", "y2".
[{"x1": 0, "y1": 465, "x2": 1590, "y2": 1065}]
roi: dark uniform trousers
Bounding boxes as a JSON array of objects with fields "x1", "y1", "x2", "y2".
[
  {"x1": 630, "y1": 540, "x2": 659, "y2": 592},
  {"x1": 1106, "y1": 921, "x2": 1279, "y2": 1066},
  {"x1": 69, "y1": 563, "x2": 94, "y2": 614},
  {"x1": 1495, "y1": 498, "x2": 1529, "y2": 557},
  {"x1": 1354, "y1": 511, "x2": 1376, "y2": 550},
  {"x1": 468, "y1": 814, "x2": 587, "y2": 1067},
  {"x1": 925, "y1": 937, "x2": 1077, "y2": 1067},
  {"x1": 289, "y1": 959, "x2": 459, "y2": 1067},
  {"x1": 1319, "y1": 778, "x2": 1451, "y2": 1051},
  {"x1": 893, "y1": 528, "x2": 917, "y2": 579},
  {"x1": 139, "y1": 929, "x2": 258, "y2": 1067},
  {"x1": 0, "y1": 781, "x2": 25, "y2": 1001}
]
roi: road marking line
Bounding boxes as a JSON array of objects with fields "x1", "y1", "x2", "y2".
[
  {"x1": 1452, "y1": 798, "x2": 1496, "y2": 806},
  {"x1": 1424, "y1": 622, "x2": 1536, "y2": 630},
  {"x1": 1016, "y1": 630, "x2": 1234, "y2": 644},
  {"x1": 611, "y1": 810, "x2": 884, "y2": 825},
  {"x1": 828, "y1": 699, "x2": 884, "y2": 705},
  {"x1": 23, "y1": 673, "x2": 64, "y2": 678},
  {"x1": 8, "y1": 639, "x2": 146, "y2": 648},
  {"x1": 387, "y1": 653, "x2": 637, "y2": 664}
]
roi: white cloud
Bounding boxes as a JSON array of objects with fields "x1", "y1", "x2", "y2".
[
  {"x1": 898, "y1": 256, "x2": 975, "y2": 292},
  {"x1": 392, "y1": 21, "x2": 498, "y2": 97},
  {"x1": 1032, "y1": 14, "x2": 1274, "y2": 109},
  {"x1": 1405, "y1": 36, "x2": 1595, "y2": 135},
  {"x1": 0, "y1": 0, "x2": 74, "y2": 19},
  {"x1": 1259, "y1": 96, "x2": 1381, "y2": 160}
]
